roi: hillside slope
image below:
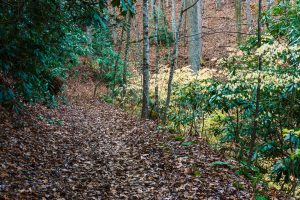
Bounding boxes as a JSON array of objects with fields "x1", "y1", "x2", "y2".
[{"x1": 131, "y1": 0, "x2": 255, "y2": 68}]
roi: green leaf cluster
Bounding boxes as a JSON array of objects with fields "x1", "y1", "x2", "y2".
[
  {"x1": 167, "y1": 0, "x2": 300, "y2": 194},
  {"x1": 0, "y1": 0, "x2": 135, "y2": 109}
]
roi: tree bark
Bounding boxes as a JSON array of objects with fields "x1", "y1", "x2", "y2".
[
  {"x1": 249, "y1": 0, "x2": 262, "y2": 162},
  {"x1": 153, "y1": 0, "x2": 160, "y2": 112},
  {"x1": 122, "y1": 12, "x2": 132, "y2": 97},
  {"x1": 164, "y1": 0, "x2": 185, "y2": 121},
  {"x1": 187, "y1": 0, "x2": 202, "y2": 72},
  {"x1": 197, "y1": 0, "x2": 203, "y2": 66},
  {"x1": 112, "y1": 26, "x2": 125, "y2": 100},
  {"x1": 183, "y1": 0, "x2": 188, "y2": 45},
  {"x1": 267, "y1": 0, "x2": 274, "y2": 10},
  {"x1": 235, "y1": 0, "x2": 242, "y2": 43},
  {"x1": 245, "y1": 0, "x2": 254, "y2": 32},
  {"x1": 133, "y1": 15, "x2": 142, "y2": 72},
  {"x1": 141, "y1": 0, "x2": 150, "y2": 119},
  {"x1": 111, "y1": 7, "x2": 118, "y2": 45},
  {"x1": 171, "y1": 0, "x2": 177, "y2": 38},
  {"x1": 86, "y1": 26, "x2": 93, "y2": 46}
]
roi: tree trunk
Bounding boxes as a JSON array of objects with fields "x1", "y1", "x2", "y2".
[
  {"x1": 187, "y1": 0, "x2": 202, "y2": 72},
  {"x1": 111, "y1": 7, "x2": 118, "y2": 45},
  {"x1": 153, "y1": 0, "x2": 160, "y2": 112},
  {"x1": 164, "y1": 0, "x2": 185, "y2": 121},
  {"x1": 161, "y1": 0, "x2": 172, "y2": 60},
  {"x1": 171, "y1": 0, "x2": 177, "y2": 38},
  {"x1": 235, "y1": 0, "x2": 242, "y2": 43},
  {"x1": 197, "y1": 0, "x2": 203, "y2": 66},
  {"x1": 112, "y1": 26, "x2": 125, "y2": 100},
  {"x1": 249, "y1": 0, "x2": 262, "y2": 162},
  {"x1": 133, "y1": 16, "x2": 142, "y2": 72},
  {"x1": 150, "y1": 0, "x2": 154, "y2": 14},
  {"x1": 122, "y1": 12, "x2": 132, "y2": 97},
  {"x1": 245, "y1": 0, "x2": 254, "y2": 32},
  {"x1": 141, "y1": 0, "x2": 150, "y2": 119},
  {"x1": 267, "y1": 0, "x2": 274, "y2": 10},
  {"x1": 86, "y1": 26, "x2": 93, "y2": 46},
  {"x1": 183, "y1": 0, "x2": 188, "y2": 45}
]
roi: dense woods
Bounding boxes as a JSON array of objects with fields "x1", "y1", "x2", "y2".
[{"x1": 1, "y1": 0, "x2": 299, "y2": 199}]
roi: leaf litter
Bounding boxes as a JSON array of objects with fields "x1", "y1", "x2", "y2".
[{"x1": 0, "y1": 100, "x2": 253, "y2": 199}]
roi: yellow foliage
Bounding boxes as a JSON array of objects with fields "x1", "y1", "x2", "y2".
[{"x1": 127, "y1": 65, "x2": 224, "y2": 101}]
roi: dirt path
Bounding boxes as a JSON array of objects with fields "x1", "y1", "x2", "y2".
[{"x1": 0, "y1": 100, "x2": 253, "y2": 199}]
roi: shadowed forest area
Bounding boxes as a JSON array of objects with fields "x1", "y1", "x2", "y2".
[{"x1": 0, "y1": 0, "x2": 299, "y2": 199}]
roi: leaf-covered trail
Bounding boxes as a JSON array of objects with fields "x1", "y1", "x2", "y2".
[{"x1": 0, "y1": 100, "x2": 253, "y2": 199}]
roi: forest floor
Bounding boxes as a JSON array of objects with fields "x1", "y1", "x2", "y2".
[{"x1": 0, "y1": 97, "x2": 255, "y2": 199}]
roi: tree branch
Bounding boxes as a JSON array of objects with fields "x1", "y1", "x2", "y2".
[{"x1": 182, "y1": 0, "x2": 200, "y2": 13}]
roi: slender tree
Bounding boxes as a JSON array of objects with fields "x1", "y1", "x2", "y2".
[
  {"x1": 133, "y1": 15, "x2": 142, "y2": 71},
  {"x1": 141, "y1": 0, "x2": 150, "y2": 118},
  {"x1": 267, "y1": 0, "x2": 274, "y2": 9},
  {"x1": 183, "y1": 0, "x2": 188, "y2": 45},
  {"x1": 171, "y1": 0, "x2": 177, "y2": 38},
  {"x1": 122, "y1": 12, "x2": 132, "y2": 97},
  {"x1": 112, "y1": 25, "x2": 125, "y2": 100},
  {"x1": 150, "y1": 0, "x2": 154, "y2": 14},
  {"x1": 165, "y1": 0, "x2": 185, "y2": 121},
  {"x1": 197, "y1": 0, "x2": 203, "y2": 66},
  {"x1": 86, "y1": 26, "x2": 93, "y2": 46},
  {"x1": 235, "y1": 0, "x2": 242, "y2": 43},
  {"x1": 111, "y1": 7, "x2": 118, "y2": 45},
  {"x1": 153, "y1": 0, "x2": 160, "y2": 112},
  {"x1": 245, "y1": 0, "x2": 254, "y2": 32},
  {"x1": 249, "y1": 0, "x2": 263, "y2": 162},
  {"x1": 165, "y1": 0, "x2": 197, "y2": 120},
  {"x1": 160, "y1": 0, "x2": 172, "y2": 61}
]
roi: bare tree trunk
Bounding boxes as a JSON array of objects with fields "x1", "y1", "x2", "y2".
[
  {"x1": 141, "y1": 0, "x2": 150, "y2": 119},
  {"x1": 267, "y1": 0, "x2": 274, "y2": 10},
  {"x1": 183, "y1": 0, "x2": 188, "y2": 45},
  {"x1": 187, "y1": 0, "x2": 202, "y2": 72},
  {"x1": 249, "y1": 0, "x2": 262, "y2": 162},
  {"x1": 245, "y1": 0, "x2": 254, "y2": 32},
  {"x1": 235, "y1": 0, "x2": 242, "y2": 43},
  {"x1": 171, "y1": 0, "x2": 177, "y2": 38},
  {"x1": 111, "y1": 7, "x2": 118, "y2": 45},
  {"x1": 197, "y1": 0, "x2": 203, "y2": 66},
  {"x1": 153, "y1": 0, "x2": 160, "y2": 112},
  {"x1": 133, "y1": 16, "x2": 142, "y2": 73},
  {"x1": 122, "y1": 12, "x2": 132, "y2": 97},
  {"x1": 112, "y1": 26, "x2": 125, "y2": 100},
  {"x1": 161, "y1": 0, "x2": 172, "y2": 61},
  {"x1": 150, "y1": 0, "x2": 154, "y2": 14},
  {"x1": 164, "y1": 0, "x2": 185, "y2": 121},
  {"x1": 161, "y1": 0, "x2": 168, "y2": 26},
  {"x1": 86, "y1": 26, "x2": 93, "y2": 46}
]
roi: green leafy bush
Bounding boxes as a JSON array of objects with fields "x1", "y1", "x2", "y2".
[
  {"x1": 0, "y1": 1, "x2": 92, "y2": 108},
  {"x1": 167, "y1": 0, "x2": 300, "y2": 195},
  {"x1": 0, "y1": 0, "x2": 135, "y2": 109}
]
